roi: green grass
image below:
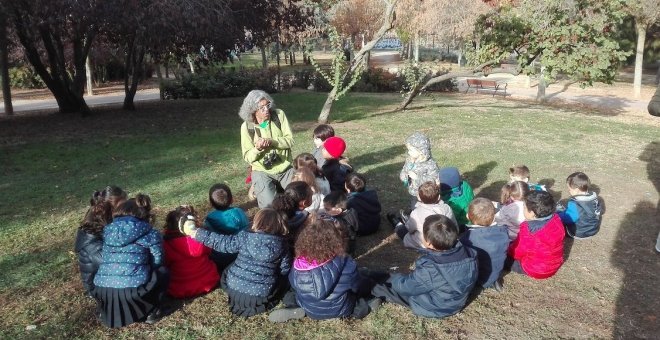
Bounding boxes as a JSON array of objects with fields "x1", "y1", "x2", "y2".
[{"x1": 0, "y1": 91, "x2": 658, "y2": 339}]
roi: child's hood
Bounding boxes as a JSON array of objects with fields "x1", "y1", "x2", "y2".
[
  {"x1": 349, "y1": 190, "x2": 382, "y2": 214},
  {"x1": 103, "y1": 216, "x2": 153, "y2": 247},
  {"x1": 406, "y1": 131, "x2": 432, "y2": 160},
  {"x1": 573, "y1": 191, "x2": 598, "y2": 202}
]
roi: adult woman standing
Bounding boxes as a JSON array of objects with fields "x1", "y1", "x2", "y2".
[{"x1": 239, "y1": 90, "x2": 295, "y2": 208}]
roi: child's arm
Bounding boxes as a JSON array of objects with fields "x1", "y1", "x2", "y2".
[
  {"x1": 508, "y1": 224, "x2": 529, "y2": 260},
  {"x1": 269, "y1": 110, "x2": 294, "y2": 149},
  {"x1": 279, "y1": 247, "x2": 292, "y2": 276},
  {"x1": 399, "y1": 160, "x2": 410, "y2": 183},
  {"x1": 193, "y1": 229, "x2": 241, "y2": 254},
  {"x1": 557, "y1": 201, "x2": 579, "y2": 225},
  {"x1": 390, "y1": 270, "x2": 432, "y2": 297},
  {"x1": 137, "y1": 229, "x2": 164, "y2": 267}
]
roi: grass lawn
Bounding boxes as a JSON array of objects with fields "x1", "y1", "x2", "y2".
[{"x1": 0, "y1": 91, "x2": 658, "y2": 339}]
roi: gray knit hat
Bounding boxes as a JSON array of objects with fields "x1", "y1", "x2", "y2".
[
  {"x1": 405, "y1": 131, "x2": 432, "y2": 160},
  {"x1": 238, "y1": 90, "x2": 276, "y2": 123}
]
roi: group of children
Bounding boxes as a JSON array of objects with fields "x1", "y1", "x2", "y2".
[{"x1": 74, "y1": 127, "x2": 602, "y2": 328}]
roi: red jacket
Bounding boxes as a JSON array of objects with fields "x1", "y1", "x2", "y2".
[
  {"x1": 508, "y1": 214, "x2": 564, "y2": 279},
  {"x1": 164, "y1": 232, "x2": 220, "y2": 298}
]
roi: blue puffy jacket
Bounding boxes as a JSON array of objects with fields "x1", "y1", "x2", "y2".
[
  {"x1": 390, "y1": 241, "x2": 478, "y2": 318},
  {"x1": 290, "y1": 256, "x2": 368, "y2": 319},
  {"x1": 194, "y1": 229, "x2": 291, "y2": 297},
  {"x1": 347, "y1": 190, "x2": 381, "y2": 236},
  {"x1": 460, "y1": 225, "x2": 509, "y2": 288},
  {"x1": 94, "y1": 216, "x2": 163, "y2": 288}
]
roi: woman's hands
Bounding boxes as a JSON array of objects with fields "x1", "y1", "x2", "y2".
[{"x1": 255, "y1": 138, "x2": 272, "y2": 151}]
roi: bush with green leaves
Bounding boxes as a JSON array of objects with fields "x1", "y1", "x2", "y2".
[
  {"x1": 160, "y1": 66, "x2": 278, "y2": 100},
  {"x1": 9, "y1": 66, "x2": 45, "y2": 89}
]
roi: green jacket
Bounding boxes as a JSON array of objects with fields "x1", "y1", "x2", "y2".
[
  {"x1": 441, "y1": 181, "x2": 474, "y2": 226},
  {"x1": 240, "y1": 109, "x2": 294, "y2": 174}
]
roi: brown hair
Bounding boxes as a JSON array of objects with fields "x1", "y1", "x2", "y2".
[
  {"x1": 566, "y1": 172, "x2": 590, "y2": 192},
  {"x1": 500, "y1": 181, "x2": 530, "y2": 204},
  {"x1": 345, "y1": 172, "x2": 366, "y2": 192},
  {"x1": 80, "y1": 186, "x2": 127, "y2": 235},
  {"x1": 294, "y1": 214, "x2": 346, "y2": 262},
  {"x1": 313, "y1": 124, "x2": 335, "y2": 141},
  {"x1": 252, "y1": 208, "x2": 288, "y2": 236},
  {"x1": 271, "y1": 181, "x2": 313, "y2": 218},
  {"x1": 418, "y1": 181, "x2": 440, "y2": 204},
  {"x1": 292, "y1": 167, "x2": 320, "y2": 193},
  {"x1": 509, "y1": 165, "x2": 530, "y2": 180},
  {"x1": 467, "y1": 197, "x2": 496, "y2": 226},
  {"x1": 164, "y1": 205, "x2": 199, "y2": 236},
  {"x1": 294, "y1": 153, "x2": 324, "y2": 178},
  {"x1": 113, "y1": 194, "x2": 154, "y2": 224}
]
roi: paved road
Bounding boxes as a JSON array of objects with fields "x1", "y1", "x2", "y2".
[{"x1": 0, "y1": 88, "x2": 160, "y2": 114}]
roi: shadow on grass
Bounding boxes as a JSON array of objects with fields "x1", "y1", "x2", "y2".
[
  {"x1": 463, "y1": 161, "x2": 498, "y2": 191},
  {"x1": 0, "y1": 241, "x2": 73, "y2": 290},
  {"x1": 612, "y1": 141, "x2": 660, "y2": 339}
]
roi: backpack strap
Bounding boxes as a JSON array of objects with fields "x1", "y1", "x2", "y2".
[{"x1": 246, "y1": 109, "x2": 282, "y2": 141}]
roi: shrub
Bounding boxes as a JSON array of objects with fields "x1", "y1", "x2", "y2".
[
  {"x1": 160, "y1": 66, "x2": 278, "y2": 100},
  {"x1": 9, "y1": 66, "x2": 45, "y2": 89}
]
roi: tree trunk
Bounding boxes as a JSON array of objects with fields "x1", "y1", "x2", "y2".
[
  {"x1": 318, "y1": 87, "x2": 337, "y2": 123},
  {"x1": 165, "y1": 62, "x2": 169, "y2": 78},
  {"x1": 85, "y1": 56, "x2": 93, "y2": 96},
  {"x1": 154, "y1": 61, "x2": 162, "y2": 80},
  {"x1": 260, "y1": 44, "x2": 268, "y2": 68},
  {"x1": 537, "y1": 65, "x2": 547, "y2": 103},
  {"x1": 186, "y1": 54, "x2": 195, "y2": 74},
  {"x1": 633, "y1": 22, "x2": 646, "y2": 99},
  {"x1": 123, "y1": 35, "x2": 146, "y2": 111},
  {"x1": 397, "y1": 60, "x2": 503, "y2": 111},
  {"x1": 649, "y1": 83, "x2": 660, "y2": 117},
  {"x1": 0, "y1": 13, "x2": 13, "y2": 116},
  {"x1": 414, "y1": 31, "x2": 420, "y2": 63}
]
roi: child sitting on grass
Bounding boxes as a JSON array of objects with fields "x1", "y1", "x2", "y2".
[
  {"x1": 163, "y1": 205, "x2": 219, "y2": 299},
  {"x1": 271, "y1": 181, "x2": 313, "y2": 234},
  {"x1": 321, "y1": 136, "x2": 352, "y2": 192},
  {"x1": 557, "y1": 172, "x2": 602, "y2": 239},
  {"x1": 460, "y1": 198, "x2": 510, "y2": 290},
  {"x1": 323, "y1": 191, "x2": 359, "y2": 254},
  {"x1": 506, "y1": 190, "x2": 564, "y2": 279},
  {"x1": 509, "y1": 165, "x2": 546, "y2": 191},
  {"x1": 268, "y1": 214, "x2": 380, "y2": 322},
  {"x1": 75, "y1": 186, "x2": 126, "y2": 297},
  {"x1": 371, "y1": 215, "x2": 478, "y2": 318},
  {"x1": 399, "y1": 131, "x2": 440, "y2": 208},
  {"x1": 93, "y1": 194, "x2": 169, "y2": 327},
  {"x1": 292, "y1": 167, "x2": 325, "y2": 213},
  {"x1": 345, "y1": 172, "x2": 382, "y2": 236},
  {"x1": 494, "y1": 181, "x2": 530, "y2": 241},
  {"x1": 294, "y1": 152, "x2": 330, "y2": 195},
  {"x1": 311, "y1": 124, "x2": 335, "y2": 168},
  {"x1": 180, "y1": 208, "x2": 291, "y2": 317},
  {"x1": 387, "y1": 181, "x2": 456, "y2": 250},
  {"x1": 204, "y1": 183, "x2": 249, "y2": 272},
  {"x1": 439, "y1": 167, "x2": 474, "y2": 228}
]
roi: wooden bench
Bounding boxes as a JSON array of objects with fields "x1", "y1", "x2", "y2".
[{"x1": 465, "y1": 79, "x2": 507, "y2": 97}]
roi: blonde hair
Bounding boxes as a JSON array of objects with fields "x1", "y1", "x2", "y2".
[{"x1": 509, "y1": 165, "x2": 530, "y2": 182}]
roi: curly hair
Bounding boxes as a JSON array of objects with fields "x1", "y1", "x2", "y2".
[
  {"x1": 238, "y1": 90, "x2": 276, "y2": 123},
  {"x1": 79, "y1": 186, "x2": 127, "y2": 235},
  {"x1": 294, "y1": 213, "x2": 346, "y2": 262}
]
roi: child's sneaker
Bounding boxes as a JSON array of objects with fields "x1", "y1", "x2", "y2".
[
  {"x1": 268, "y1": 307, "x2": 305, "y2": 323},
  {"x1": 386, "y1": 212, "x2": 402, "y2": 229},
  {"x1": 399, "y1": 209, "x2": 410, "y2": 224}
]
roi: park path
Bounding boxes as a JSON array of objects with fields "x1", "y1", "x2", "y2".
[{"x1": 0, "y1": 50, "x2": 655, "y2": 116}]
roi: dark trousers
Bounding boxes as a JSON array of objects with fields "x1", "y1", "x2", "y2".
[
  {"x1": 282, "y1": 289, "x2": 372, "y2": 319},
  {"x1": 503, "y1": 256, "x2": 526, "y2": 275},
  {"x1": 367, "y1": 271, "x2": 411, "y2": 308}
]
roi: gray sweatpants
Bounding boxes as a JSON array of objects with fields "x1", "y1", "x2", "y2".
[{"x1": 252, "y1": 167, "x2": 296, "y2": 208}]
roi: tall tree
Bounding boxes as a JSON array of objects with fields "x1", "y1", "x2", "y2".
[
  {"x1": 398, "y1": 0, "x2": 631, "y2": 110},
  {"x1": 2, "y1": 0, "x2": 107, "y2": 115},
  {"x1": 626, "y1": 0, "x2": 660, "y2": 99},
  {"x1": 315, "y1": 0, "x2": 397, "y2": 123},
  {"x1": 0, "y1": 7, "x2": 13, "y2": 116}
]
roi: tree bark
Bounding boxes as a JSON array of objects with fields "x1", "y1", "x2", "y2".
[
  {"x1": 123, "y1": 34, "x2": 146, "y2": 111},
  {"x1": 397, "y1": 60, "x2": 501, "y2": 111},
  {"x1": 260, "y1": 44, "x2": 268, "y2": 68},
  {"x1": 85, "y1": 56, "x2": 93, "y2": 96},
  {"x1": 186, "y1": 54, "x2": 195, "y2": 74},
  {"x1": 537, "y1": 64, "x2": 547, "y2": 103},
  {"x1": 634, "y1": 22, "x2": 646, "y2": 99},
  {"x1": 414, "y1": 31, "x2": 420, "y2": 63},
  {"x1": 649, "y1": 83, "x2": 660, "y2": 117},
  {"x1": 0, "y1": 13, "x2": 13, "y2": 116},
  {"x1": 317, "y1": 0, "x2": 397, "y2": 123}
]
